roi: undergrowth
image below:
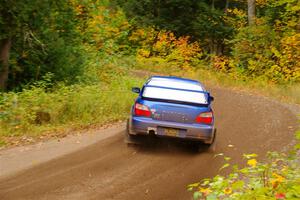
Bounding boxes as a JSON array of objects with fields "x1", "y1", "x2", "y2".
[
  {"x1": 188, "y1": 131, "x2": 300, "y2": 200},
  {"x1": 0, "y1": 68, "x2": 143, "y2": 147}
]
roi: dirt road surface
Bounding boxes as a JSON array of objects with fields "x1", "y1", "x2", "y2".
[{"x1": 0, "y1": 85, "x2": 299, "y2": 200}]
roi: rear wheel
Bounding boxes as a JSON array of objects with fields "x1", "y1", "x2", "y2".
[
  {"x1": 205, "y1": 128, "x2": 216, "y2": 145},
  {"x1": 124, "y1": 119, "x2": 139, "y2": 145},
  {"x1": 204, "y1": 129, "x2": 217, "y2": 152},
  {"x1": 193, "y1": 129, "x2": 217, "y2": 152}
]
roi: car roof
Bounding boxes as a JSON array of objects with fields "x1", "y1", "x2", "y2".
[{"x1": 146, "y1": 76, "x2": 205, "y2": 92}]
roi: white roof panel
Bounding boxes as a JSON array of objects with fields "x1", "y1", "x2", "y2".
[{"x1": 148, "y1": 78, "x2": 204, "y2": 91}]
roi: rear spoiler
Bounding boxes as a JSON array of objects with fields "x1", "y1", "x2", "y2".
[{"x1": 141, "y1": 85, "x2": 214, "y2": 105}]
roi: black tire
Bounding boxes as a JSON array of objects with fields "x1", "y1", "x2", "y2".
[
  {"x1": 124, "y1": 119, "x2": 139, "y2": 145},
  {"x1": 205, "y1": 128, "x2": 217, "y2": 145},
  {"x1": 193, "y1": 129, "x2": 217, "y2": 153},
  {"x1": 204, "y1": 129, "x2": 217, "y2": 152}
]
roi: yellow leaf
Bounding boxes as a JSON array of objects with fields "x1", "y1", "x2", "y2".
[
  {"x1": 247, "y1": 159, "x2": 257, "y2": 167},
  {"x1": 199, "y1": 187, "x2": 212, "y2": 196},
  {"x1": 272, "y1": 172, "x2": 285, "y2": 183},
  {"x1": 223, "y1": 187, "x2": 232, "y2": 195}
]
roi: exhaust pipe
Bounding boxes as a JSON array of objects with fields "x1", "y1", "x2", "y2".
[{"x1": 147, "y1": 127, "x2": 157, "y2": 136}]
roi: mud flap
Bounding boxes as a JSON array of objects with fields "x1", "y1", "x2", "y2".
[
  {"x1": 204, "y1": 129, "x2": 217, "y2": 152},
  {"x1": 124, "y1": 119, "x2": 141, "y2": 145},
  {"x1": 194, "y1": 129, "x2": 217, "y2": 153},
  {"x1": 205, "y1": 128, "x2": 217, "y2": 145}
]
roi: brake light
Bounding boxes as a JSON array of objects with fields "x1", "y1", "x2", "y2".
[
  {"x1": 134, "y1": 103, "x2": 151, "y2": 117},
  {"x1": 195, "y1": 112, "x2": 213, "y2": 124}
]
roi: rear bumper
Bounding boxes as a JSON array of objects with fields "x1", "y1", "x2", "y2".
[{"x1": 128, "y1": 116, "x2": 215, "y2": 143}]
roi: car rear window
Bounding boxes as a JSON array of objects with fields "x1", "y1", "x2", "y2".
[{"x1": 142, "y1": 86, "x2": 208, "y2": 105}]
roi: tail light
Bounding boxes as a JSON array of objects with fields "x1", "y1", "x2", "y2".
[
  {"x1": 195, "y1": 111, "x2": 213, "y2": 124},
  {"x1": 134, "y1": 103, "x2": 151, "y2": 117}
]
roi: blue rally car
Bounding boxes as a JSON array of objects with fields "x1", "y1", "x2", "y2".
[{"x1": 126, "y1": 76, "x2": 216, "y2": 147}]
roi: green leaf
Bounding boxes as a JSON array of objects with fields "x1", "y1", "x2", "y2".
[
  {"x1": 219, "y1": 163, "x2": 230, "y2": 171},
  {"x1": 193, "y1": 191, "x2": 202, "y2": 200},
  {"x1": 240, "y1": 168, "x2": 249, "y2": 174},
  {"x1": 295, "y1": 131, "x2": 300, "y2": 140},
  {"x1": 206, "y1": 194, "x2": 217, "y2": 200},
  {"x1": 232, "y1": 180, "x2": 244, "y2": 190},
  {"x1": 201, "y1": 179, "x2": 210, "y2": 186},
  {"x1": 294, "y1": 143, "x2": 300, "y2": 150},
  {"x1": 243, "y1": 153, "x2": 258, "y2": 159},
  {"x1": 224, "y1": 156, "x2": 231, "y2": 161},
  {"x1": 232, "y1": 164, "x2": 239, "y2": 172},
  {"x1": 188, "y1": 182, "x2": 200, "y2": 188}
]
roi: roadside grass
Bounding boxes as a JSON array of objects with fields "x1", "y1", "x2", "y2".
[
  {"x1": 0, "y1": 74, "x2": 144, "y2": 147},
  {"x1": 193, "y1": 69, "x2": 300, "y2": 105}
]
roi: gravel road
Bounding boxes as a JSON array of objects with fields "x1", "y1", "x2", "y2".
[{"x1": 0, "y1": 85, "x2": 298, "y2": 200}]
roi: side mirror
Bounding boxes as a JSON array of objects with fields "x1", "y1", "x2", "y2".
[
  {"x1": 132, "y1": 87, "x2": 140, "y2": 94},
  {"x1": 209, "y1": 96, "x2": 214, "y2": 102}
]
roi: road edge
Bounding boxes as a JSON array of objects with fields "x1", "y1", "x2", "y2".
[{"x1": 0, "y1": 122, "x2": 125, "y2": 179}]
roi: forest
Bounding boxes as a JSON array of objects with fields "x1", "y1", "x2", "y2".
[
  {"x1": 0, "y1": 0, "x2": 299, "y2": 91},
  {"x1": 0, "y1": 1, "x2": 300, "y2": 199}
]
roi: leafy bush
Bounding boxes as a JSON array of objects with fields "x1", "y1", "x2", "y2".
[
  {"x1": 0, "y1": 73, "x2": 143, "y2": 145},
  {"x1": 231, "y1": 24, "x2": 300, "y2": 83},
  {"x1": 136, "y1": 30, "x2": 202, "y2": 71},
  {"x1": 231, "y1": 24, "x2": 278, "y2": 79},
  {"x1": 188, "y1": 131, "x2": 300, "y2": 200}
]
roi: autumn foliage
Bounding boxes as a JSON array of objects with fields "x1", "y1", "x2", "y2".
[
  {"x1": 136, "y1": 31, "x2": 202, "y2": 69},
  {"x1": 188, "y1": 148, "x2": 300, "y2": 200}
]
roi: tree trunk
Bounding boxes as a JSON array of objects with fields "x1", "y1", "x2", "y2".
[
  {"x1": 225, "y1": 0, "x2": 229, "y2": 13},
  {"x1": 297, "y1": 10, "x2": 300, "y2": 33},
  {"x1": 0, "y1": 38, "x2": 11, "y2": 91},
  {"x1": 247, "y1": 0, "x2": 255, "y2": 25},
  {"x1": 217, "y1": 41, "x2": 224, "y2": 56},
  {"x1": 154, "y1": 0, "x2": 160, "y2": 17}
]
